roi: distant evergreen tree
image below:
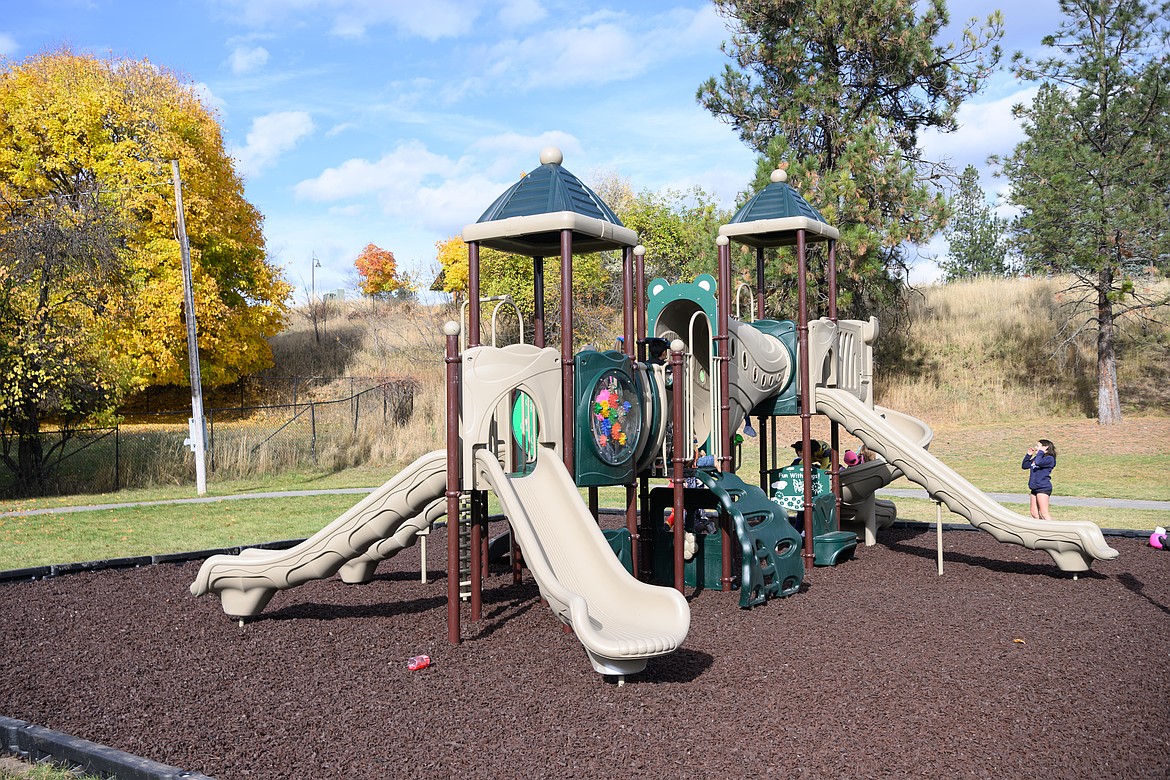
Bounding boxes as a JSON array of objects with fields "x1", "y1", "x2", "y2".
[{"x1": 940, "y1": 166, "x2": 1010, "y2": 282}]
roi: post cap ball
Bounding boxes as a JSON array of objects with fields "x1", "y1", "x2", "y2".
[
  {"x1": 443, "y1": 321, "x2": 461, "y2": 336},
  {"x1": 539, "y1": 146, "x2": 564, "y2": 165}
]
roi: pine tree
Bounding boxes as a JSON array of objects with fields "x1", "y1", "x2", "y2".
[
  {"x1": 997, "y1": 0, "x2": 1170, "y2": 425},
  {"x1": 697, "y1": 0, "x2": 1003, "y2": 317},
  {"x1": 940, "y1": 166, "x2": 1010, "y2": 282}
]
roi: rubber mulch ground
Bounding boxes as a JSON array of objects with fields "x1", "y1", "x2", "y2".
[{"x1": 2, "y1": 526, "x2": 1168, "y2": 779}]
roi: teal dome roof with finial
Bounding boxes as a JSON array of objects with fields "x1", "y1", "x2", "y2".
[
  {"x1": 463, "y1": 146, "x2": 637, "y2": 255},
  {"x1": 719, "y1": 168, "x2": 839, "y2": 248}
]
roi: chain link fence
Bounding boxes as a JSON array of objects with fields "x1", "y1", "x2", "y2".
[{"x1": 0, "y1": 378, "x2": 417, "y2": 499}]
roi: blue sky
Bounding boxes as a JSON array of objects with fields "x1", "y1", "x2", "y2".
[{"x1": 4, "y1": 1, "x2": 1066, "y2": 293}]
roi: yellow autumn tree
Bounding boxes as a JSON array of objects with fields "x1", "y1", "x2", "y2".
[
  {"x1": 0, "y1": 50, "x2": 289, "y2": 493},
  {"x1": 0, "y1": 50, "x2": 289, "y2": 388}
]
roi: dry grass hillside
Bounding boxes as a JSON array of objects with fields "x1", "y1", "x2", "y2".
[
  {"x1": 265, "y1": 276, "x2": 1167, "y2": 472},
  {"x1": 875, "y1": 275, "x2": 1170, "y2": 423}
]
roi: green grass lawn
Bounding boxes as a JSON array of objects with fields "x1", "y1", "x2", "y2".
[{"x1": 0, "y1": 494, "x2": 361, "y2": 570}]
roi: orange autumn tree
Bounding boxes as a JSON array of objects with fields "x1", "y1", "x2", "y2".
[{"x1": 353, "y1": 243, "x2": 411, "y2": 299}]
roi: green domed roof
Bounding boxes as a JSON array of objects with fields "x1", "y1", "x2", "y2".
[
  {"x1": 720, "y1": 169, "x2": 839, "y2": 248},
  {"x1": 463, "y1": 147, "x2": 637, "y2": 255}
]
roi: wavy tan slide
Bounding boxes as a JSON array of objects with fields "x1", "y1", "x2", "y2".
[
  {"x1": 190, "y1": 450, "x2": 448, "y2": 617},
  {"x1": 815, "y1": 388, "x2": 1118, "y2": 572},
  {"x1": 474, "y1": 447, "x2": 690, "y2": 678}
]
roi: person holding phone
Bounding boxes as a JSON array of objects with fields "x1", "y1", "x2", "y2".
[{"x1": 1022, "y1": 439, "x2": 1058, "y2": 520}]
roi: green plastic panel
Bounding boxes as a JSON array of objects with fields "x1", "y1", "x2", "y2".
[
  {"x1": 574, "y1": 350, "x2": 641, "y2": 487},
  {"x1": 749, "y1": 319, "x2": 799, "y2": 416},
  {"x1": 693, "y1": 469, "x2": 803, "y2": 608}
]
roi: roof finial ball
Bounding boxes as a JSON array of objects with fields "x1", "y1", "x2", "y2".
[
  {"x1": 540, "y1": 146, "x2": 564, "y2": 166},
  {"x1": 771, "y1": 167, "x2": 788, "y2": 184}
]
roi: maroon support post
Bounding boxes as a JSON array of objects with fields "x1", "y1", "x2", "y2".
[
  {"x1": 621, "y1": 245, "x2": 639, "y2": 574},
  {"x1": 715, "y1": 236, "x2": 732, "y2": 474},
  {"x1": 633, "y1": 244, "x2": 649, "y2": 577},
  {"x1": 560, "y1": 229, "x2": 574, "y2": 475},
  {"x1": 444, "y1": 321, "x2": 462, "y2": 644},
  {"x1": 533, "y1": 255, "x2": 545, "y2": 348},
  {"x1": 670, "y1": 340, "x2": 686, "y2": 594},
  {"x1": 756, "y1": 247, "x2": 766, "y2": 331},
  {"x1": 827, "y1": 240, "x2": 842, "y2": 526},
  {"x1": 468, "y1": 242, "x2": 481, "y2": 348},
  {"x1": 796, "y1": 229, "x2": 814, "y2": 571},
  {"x1": 716, "y1": 237, "x2": 734, "y2": 590}
]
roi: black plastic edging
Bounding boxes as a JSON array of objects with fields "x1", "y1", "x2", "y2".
[{"x1": 0, "y1": 715, "x2": 216, "y2": 779}]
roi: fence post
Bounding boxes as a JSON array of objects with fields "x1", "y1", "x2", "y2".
[
  {"x1": 114, "y1": 425, "x2": 120, "y2": 492},
  {"x1": 310, "y1": 402, "x2": 317, "y2": 463},
  {"x1": 208, "y1": 408, "x2": 215, "y2": 474}
]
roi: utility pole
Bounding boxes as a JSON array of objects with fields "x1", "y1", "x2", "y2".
[{"x1": 172, "y1": 160, "x2": 207, "y2": 495}]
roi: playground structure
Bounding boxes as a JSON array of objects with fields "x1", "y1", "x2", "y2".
[{"x1": 191, "y1": 148, "x2": 1119, "y2": 679}]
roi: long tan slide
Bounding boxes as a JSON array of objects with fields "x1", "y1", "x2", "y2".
[
  {"x1": 474, "y1": 447, "x2": 690, "y2": 677},
  {"x1": 815, "y1": 388, "x2": 1118, "y2": 572},
  {"x1": 190, "y1": 450, "x2": 448, "y2": 617}
]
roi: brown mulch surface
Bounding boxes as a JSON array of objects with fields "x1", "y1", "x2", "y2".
[{"x1": 2, "y1": 527, "x2": 1168, "y2": 779}]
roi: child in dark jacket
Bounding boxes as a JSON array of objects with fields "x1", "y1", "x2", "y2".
[{"x1": 1021, "y1": 439, "x2": 1057, "y2": 520}]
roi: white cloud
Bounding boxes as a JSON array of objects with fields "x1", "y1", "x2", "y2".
[
  {"x1": 468, "y1": 130, "x2": 582, "y2": 178},
  {"x1": 234, "y1": 110, "x2": 315, "y2": 177},
  {"x1": 324, "y1": 122, "x2": 356, "y2": 138},
  {"x1": 497, "y1": 0, "x2": 546, "y2": 29},
  {"x1": 293, "y1": 133, "x2": 593, "y2": 235},
  {"x1": 0, "y1": 33, "x2": 17, "y2": 57},
  {"x1": 919, "y1": 85, "x2": 1040, "y2": 182},
  {"x1": 461, "y1": 6, "x2": 725, "y2": 94},
  {"x1": 218, "y1": 0, "x2": 480, "y2": 40},
  {"x1": 228, "y1": 45, "x2": 270, "y2": 74},
  {"x1": 294, "y1": 140, "x2": 451, "y2": 201}
]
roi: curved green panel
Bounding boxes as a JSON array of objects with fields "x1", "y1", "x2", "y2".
[
  {"x1": 749, "y1": 318, "x2": 799, "y2": 416},
  {"x1": 574, "y1": 350, "x2": 641, "y2": 487},
  {"x1": 645, "y1": 274, "x2": 719, "y2": 339}
]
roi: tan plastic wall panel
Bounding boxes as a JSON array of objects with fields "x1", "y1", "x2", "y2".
[{"x1": 460, "y1": 343, "x2": 563, "y2": 487}]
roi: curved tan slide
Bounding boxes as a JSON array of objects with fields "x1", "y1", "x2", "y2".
[
  {"x1": 475, "y1": 448, "x2": 690, "y2": 677},
  {"x1": 190, "y1": 450, "x2": 448, "y2": 617},
  {"x1": 815, "y1": 388, "x2": 1118, "y2": 572}
]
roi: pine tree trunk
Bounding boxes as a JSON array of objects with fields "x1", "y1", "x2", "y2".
[{"x1": 1096, "y1": 267, "x2": 1122, "y2": 425}]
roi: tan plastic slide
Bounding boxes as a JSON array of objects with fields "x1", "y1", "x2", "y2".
[
  {"x1": 815, "y1": 387, "x2": 1118, "y2": 572},
  {"x1": 190, "y1": 450, "x2": 448, "y2": 617},
  {"x1": 474, "y1": 447, "x2": 690, "y2": 677}
]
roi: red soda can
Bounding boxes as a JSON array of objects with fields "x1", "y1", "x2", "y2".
[{"x1": 407, "y1": 655, "x2": 430, "y2": 671}]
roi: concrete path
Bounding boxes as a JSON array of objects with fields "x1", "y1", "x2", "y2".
[
  {"x1": 0, "y1": 488, "x2": 374, "y2": 518},
  {"x1": 877, "y1": 488, "x2": 1170, "y2": 513}
]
